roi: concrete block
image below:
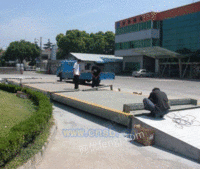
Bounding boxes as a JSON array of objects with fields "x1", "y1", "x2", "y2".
[
  {"x1": 132, "y1": 117, "x2": 200, "y2": 163},
  {"x1": 123, "y1": 98, "x2": 198, "y2": 113},
  {"x1": 123, "y1": 103, "x2": 144, "y2": 112},
  {"x1": 169, "y1": 98, "x2": 197, "y2": 106}
]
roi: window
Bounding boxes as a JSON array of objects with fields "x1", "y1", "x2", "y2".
[
  {"x1": 85, "y1": 63, "x2": 91, "y2": 70},
  {"x1": 133, "y1": 18, "x2": 137, "y2": 23},
  {"x1": 129, "y1": 42, "x2": 134, "y2": 48},
  {"x1": 147, "y1": 20, "x2": 152, "y2": 29},
  {"x1": 123, "y1": 21, "x2": 125, "y2": 26},
  {"x1": 152, "y1": 39, "x2": 160, "y2": 46},
  {"x1": 119, "y1": 43, "x2": 122, "y2": 49},
  {"x1": 153, "y1": 21, "x2": 160, "y2": 29},
  {"x1": 140, "y1": 17, "x2": 143, "y2": 21},
  {"x1": 128, "y1": 20, "x2": 131, "y2": 24}
]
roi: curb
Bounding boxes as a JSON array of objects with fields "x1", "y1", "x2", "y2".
[{"x1": 17, "y1": 120, "x2": 58, "y2": 169}]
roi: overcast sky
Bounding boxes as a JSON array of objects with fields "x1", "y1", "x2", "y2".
[{"x1": 0, "y1": 0, "x2": 196, "y2": 49}]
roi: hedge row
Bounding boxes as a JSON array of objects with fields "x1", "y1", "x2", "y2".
[{"x1": 0, "y1": 83, "x2": 53, "y2": 167}]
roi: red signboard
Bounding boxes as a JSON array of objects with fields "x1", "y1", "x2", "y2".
[{"x1": 115, "y1": 1, "x2": 200, "y2": 28}]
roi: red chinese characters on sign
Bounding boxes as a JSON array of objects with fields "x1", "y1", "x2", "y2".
[{"x1": 118, "y1": 12, "x2": 159, "y2": 28}]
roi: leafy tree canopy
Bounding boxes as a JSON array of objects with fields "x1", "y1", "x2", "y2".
[
  {"x1": 43, "y1": 39, "x2": 53, "y2": 50},
  {"x1": 56, "y1": 29, "x2": 115, "y2": 59},
  {"x1": 3, "y1": 40, "x2": 40, "y2": 63}
]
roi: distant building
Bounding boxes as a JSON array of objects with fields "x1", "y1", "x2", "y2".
[
  {"x1": 51, "y1": 44, "x2": 58, "y2": 60},
  {"x1": 40, "y1": 49, "x2": 51, "y2": 60},
  {"x1": 115, "y1": 1, "x2": 200, "y2": 76}
]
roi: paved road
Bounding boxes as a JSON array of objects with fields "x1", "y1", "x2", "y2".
[
  {"x1": 37, "y1": 102, "x2": 200, "y2": 169},
  {"x1": 1, "y1": 72, "x2": 200, "y2": 168},
  {"x1": 3, "y1": 71, "x2": 198, "y2": 99},
  {"x1": 101, "y1": 76, "x2": 200, "y2": 100}
]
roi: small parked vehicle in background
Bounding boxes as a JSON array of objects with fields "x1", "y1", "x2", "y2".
[
  {"x1": 56, "y1": 60, "x2": 115, "y2": 83},
  {"x1": 132, "y1": 69, "x2": 156, "y2": 77}
]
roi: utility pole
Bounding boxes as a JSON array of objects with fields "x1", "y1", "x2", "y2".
[{"x1": 40, "y1": 37, "x2": 42, "y2": 50}]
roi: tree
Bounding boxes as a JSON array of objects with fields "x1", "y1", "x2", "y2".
[
  {"x1": 56, "y1": 49, "x2": 68, "y2": 60},
  {"x1": 104, "y1": 31, "x2": 115, "y2": 54},
  {"x1": 43, "y1": 39, "x2": 53, "y2": 50},
  {"x1": 92, "y1": 33, "x2": 105, "y2": 54},
  {"x1": 0, "y1": 49, "x2": 5, "y2": 66},
  {"x1": 4, "y1": 40, "x2": 40, "y2": 63},
  {"x1": 56, "y1": 29, "x2": 115, "y2": 58}
]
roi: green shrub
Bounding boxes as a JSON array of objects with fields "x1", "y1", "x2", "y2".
[{"x1": 0, "y1": 83, "x2": 52, "y2": 167}]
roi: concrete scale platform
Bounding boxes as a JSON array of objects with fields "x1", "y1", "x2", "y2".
[{"x1": 56, "y1": 90, "x2": 145, "y2": 111}]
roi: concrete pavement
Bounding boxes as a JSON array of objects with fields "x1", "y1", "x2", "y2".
[
  {"x1": 36, "y1": 102, "x2": 200, "y2": 169},
  {"x1": 1, "y1": 72, "x2": 200, "y2": 168}
]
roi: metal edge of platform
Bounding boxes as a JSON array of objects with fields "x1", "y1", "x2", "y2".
[{"x1": 132, "y1": 116, "x2": 200, "y2": 163}]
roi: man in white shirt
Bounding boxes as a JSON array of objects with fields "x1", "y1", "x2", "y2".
[{"x1": 73, "y1": 59, "x2": 81, "y2": 89}]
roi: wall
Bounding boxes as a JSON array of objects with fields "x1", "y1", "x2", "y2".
[
  {"x1": 104, "y1": 62, "x2": 122, "y2": 74},
  {"x1": 115, "y1": 49, "x2": 141, "y2": 57},
  {"x1": 162, "y1": 11, "x2": 200, "y2": 52},
  {"x1": 123, "y1": 56, "x2": 143, "y2": 72},
  {"x1": 47, "y1": 60, "x2": 61, "y2": 74},
  {"x1": 0, "y1": 67, "x2": 21, "y2": 74}
]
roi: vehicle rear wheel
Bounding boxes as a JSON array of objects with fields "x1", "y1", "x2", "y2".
[{"x1": 80, "y1": 79, "x2": 86, "y2": 84}]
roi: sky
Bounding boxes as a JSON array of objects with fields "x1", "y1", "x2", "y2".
[{"x1": 0, "y1": 0, "x2": 197, "y2": 50}]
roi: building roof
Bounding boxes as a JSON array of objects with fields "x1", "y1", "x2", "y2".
[
  {"x1": 131, "y1": 46, "x2": 186, "y2": 59},
  {"x1": 157, "y1": 1, "x2": 200, "y2": 20},
  {"x1": 70, "y1": 53, "x2": 123, "y2": 63}
]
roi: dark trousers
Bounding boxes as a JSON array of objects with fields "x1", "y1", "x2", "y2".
[
  {"x1": 74, "y1": 75, "x2": 79, "y2": 89},
  {"x1": 92, "y1": 77, "x2": 100, "y2": 87},
  {"x1": 143, "y1": 98, "x2": 169, "y2": 117}
]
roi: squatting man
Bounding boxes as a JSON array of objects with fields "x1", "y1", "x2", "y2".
[{"x1": 143, "y1": 88, "x2": 170, "y2": 118}]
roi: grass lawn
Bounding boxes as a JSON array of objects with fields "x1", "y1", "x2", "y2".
[{"x1": 0, "y1": 90, "x2": 37, "y2": 138}]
